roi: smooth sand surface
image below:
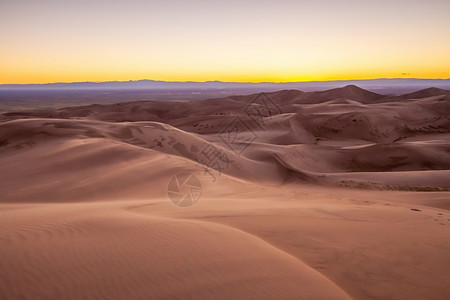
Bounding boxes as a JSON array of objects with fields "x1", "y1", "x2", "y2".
[{"x1": 1, "y1": 86, "x2": 449, "y2": 299}]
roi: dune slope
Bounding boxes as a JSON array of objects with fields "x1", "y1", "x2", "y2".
[{"x1": 1, "y1": 86, "x2": 449, "y2": 299}]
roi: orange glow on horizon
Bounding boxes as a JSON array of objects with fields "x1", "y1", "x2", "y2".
[
  {"x1": 1, "y1": 71, "x2": 449, "y2": 85},
  {"x1": 1, "y1": 0, "x2": 449, "y2": 84}
]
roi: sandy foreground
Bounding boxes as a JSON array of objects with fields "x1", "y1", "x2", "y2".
[{"x1": 1, "y1": 86, "x2": 449, "y2": 299}]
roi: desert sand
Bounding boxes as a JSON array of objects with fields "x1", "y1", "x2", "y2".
[{"x1": 1, "y1": 85, "x2": 449, "y2": 299}]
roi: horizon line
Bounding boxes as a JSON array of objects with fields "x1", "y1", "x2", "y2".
[{"x1": 2, "y1": 77, "x2": 450, "y2": 86}]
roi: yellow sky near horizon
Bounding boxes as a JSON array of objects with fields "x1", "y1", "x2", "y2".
[{"x1": 1, "y1": 0, "x2": 449, "y2": 84}]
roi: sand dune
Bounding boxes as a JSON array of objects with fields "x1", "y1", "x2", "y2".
[
  {"x1": 1, "y1": 86, "x2": 449, "y2": 299},
  {"x1": 0, "y1": 201, "x2": 352, "y2": 299}
]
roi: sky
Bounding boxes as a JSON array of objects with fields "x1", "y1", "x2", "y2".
[{"x1": 1, "y1": 0, "x2": 449, "y2": 84}]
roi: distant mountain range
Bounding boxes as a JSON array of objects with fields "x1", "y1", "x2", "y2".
[
  {"x1": 1, "y1": 83, "x2": 449, "y2": 114},
  {"x1": 1, "y1": 78, "x2": 450, "y2": 92}
]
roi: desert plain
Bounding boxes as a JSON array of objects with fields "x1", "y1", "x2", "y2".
[{"x1": 1, "y1": 85, "x2": 449, "y2": 299}]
